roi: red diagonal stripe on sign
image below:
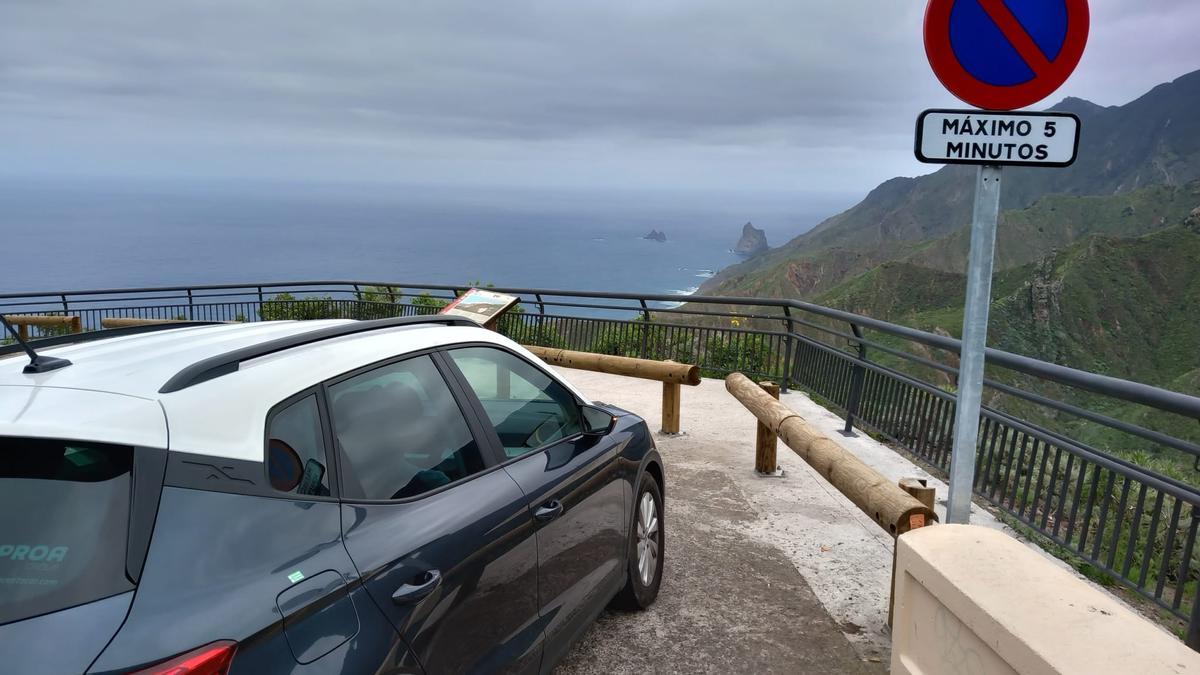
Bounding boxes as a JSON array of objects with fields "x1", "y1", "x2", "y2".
[{"x1": 977, "y1": 0, "x2": 1054, "y2": 75}]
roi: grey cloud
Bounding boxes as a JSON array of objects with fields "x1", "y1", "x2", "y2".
[{"x1": 1, "y1": 1, "x2": 1197, "y2": 192}]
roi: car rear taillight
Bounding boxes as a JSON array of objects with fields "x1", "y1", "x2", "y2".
[{"x1": 131, "y1": 641, "x2": 237, "y2": 675}]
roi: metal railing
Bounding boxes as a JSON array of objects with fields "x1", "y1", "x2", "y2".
[{"x1": 4, "y1": 279, "x2": 1200, "y2": 645}]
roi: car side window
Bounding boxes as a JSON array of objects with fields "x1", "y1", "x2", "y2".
[
  {"x1": 329, "y1": 355, "x2": 485, "y2": 501},
  {"x1": 266, "y1": 394, "x2": 332, "y2": 497},
  {"x1": 447, "y1": 347, "x2": 582, "y2": 459}
]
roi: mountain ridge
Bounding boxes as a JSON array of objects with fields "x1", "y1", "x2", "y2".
[{"x1": 703, "y1": 67, "x2": 1200, "y2": 299}]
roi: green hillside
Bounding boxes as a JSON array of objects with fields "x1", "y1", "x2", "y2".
[
  {"x1": 704, "y1": 69, "x2": 1200, "y2": 298},
  {"x1": 807, "y1": 213, "x2": 1200, "y2": 481},
  {"x1": 905, "y1": 182, "x2": 1200, "y2": 273}
]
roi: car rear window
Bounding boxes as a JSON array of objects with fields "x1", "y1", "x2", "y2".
[{"x1": 0, "y1": 438, "x2": 135, "y2": 625}]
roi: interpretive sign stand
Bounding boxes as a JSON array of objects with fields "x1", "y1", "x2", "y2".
[{"x1": 440, "y1": 288, "x2": 520, "y2": 329}]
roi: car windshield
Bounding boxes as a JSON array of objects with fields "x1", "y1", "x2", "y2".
[{"x1": 0, "y1": 438, "x2": 135, "y2": 625}]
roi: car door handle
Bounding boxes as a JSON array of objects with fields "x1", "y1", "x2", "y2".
[
  {"x1": 533, "y1": 500, "x2": 564, "y2": 523},
  {"x1": 391, "y1": 569, "x2": 442, "y2": 605}
]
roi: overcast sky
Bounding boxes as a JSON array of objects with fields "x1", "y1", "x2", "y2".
[{"x1": 2, "y1": 1, "x2": 1198, "y2": 196}]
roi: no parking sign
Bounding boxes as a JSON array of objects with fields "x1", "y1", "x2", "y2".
[
  {"x1": 918, "y1": 0, "x2": 1089, "y2": 524},
  {"x1": 916, "y1": 0, "x2": 1087, "y2": 168},
  {"x1": 924, "y1": 0, "x2": 1089, "y2": 111}
]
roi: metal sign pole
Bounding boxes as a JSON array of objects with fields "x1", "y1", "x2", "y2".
[{"x1": 945, "y1": 164, "x2": 1003, "y2": 524}]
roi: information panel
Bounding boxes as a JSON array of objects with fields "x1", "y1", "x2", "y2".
[
  {"x1": 914, "y1": 109, "x2": 1080, "y2": 167},
  {"x1": 440, "y1": 288, "x2": 520, "y2": 328}
]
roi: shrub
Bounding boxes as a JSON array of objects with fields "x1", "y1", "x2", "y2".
[
  {"x1": 701, "y1": 333, "x2": 775, "y2": 378},
  {"x1": 259, "y1": 292, "x2": 345, "y2": 321},
  {"x1": 410, "y1": 292, "x2": 449, "y2": 315},
  {"x1": 590, "y1": 319, "x2": 696, "y2": 363}
]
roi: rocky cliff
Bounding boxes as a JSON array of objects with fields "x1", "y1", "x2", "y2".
[{"x1": 733, "y1": 222, "x2": 768, "y2": 256}]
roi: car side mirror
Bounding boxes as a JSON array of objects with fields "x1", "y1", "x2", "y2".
[{"x1": 580, "y1": 404, "x2": 616, "y2": 436}]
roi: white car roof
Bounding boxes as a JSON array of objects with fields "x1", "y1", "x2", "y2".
[{"x1": 0, "y1": 320, "x2": 587, "y2": 462}]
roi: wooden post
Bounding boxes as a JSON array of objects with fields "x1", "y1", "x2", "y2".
[
  {"x1": 888, "y1": 477, "x2": 933, "y2": 628},
  {"x1": 725, "y1": 372, "x2": 937, "y2": 537},
  {"x1": 18, "y1": 324, "x2": 28, "y2": 341},
  {"x1": 69, "y1": 316, "x2": 82, "y2": 334},
  {"x1": 755, "y1": 381, "x2": 781, "y2": 474},
  {"x1": 899, "y1": 478, "x2": 936, "y2": 512},
  {"x1": 661, "y1": 381, "x2": 681, "y2": 434}
]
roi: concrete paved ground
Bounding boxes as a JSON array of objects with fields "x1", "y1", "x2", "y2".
[
  {"x1": 551, "y1": 367, "x2": 1159, "y2": 674},
  {"x1": 552, "y1": 369, "x2": 923, "y2": 674}
]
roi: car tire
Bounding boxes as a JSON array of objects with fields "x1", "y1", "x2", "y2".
[{"x1": 611, "y1": 471, "x2": 664, "y2": 610}]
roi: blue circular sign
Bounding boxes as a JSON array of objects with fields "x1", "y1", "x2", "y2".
[{"x1": 925, "y1": 0, "x2": 1089, "y2": 110}]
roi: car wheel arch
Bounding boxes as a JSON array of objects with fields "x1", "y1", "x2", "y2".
[{"x1": 639, "y1": 454, "x2": 664, "y2": 502}]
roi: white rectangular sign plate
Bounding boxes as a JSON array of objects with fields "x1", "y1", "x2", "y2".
[{"x1": 915, "y1": 109, "x2": 1080, "y2": 168}]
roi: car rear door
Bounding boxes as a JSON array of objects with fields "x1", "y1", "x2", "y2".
[
  {"x1": 328, "y1": 352, "x2": 543, "y2": 675},
  {"x1": 443, "y1": 346, "x2": 627, "y2": 670}
]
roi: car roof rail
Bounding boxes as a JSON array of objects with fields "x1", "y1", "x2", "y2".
[
  {"x1": 158, "y1": 315, "x2": 481, "y2": 394},
  {"x1": 0, "y1": 321, "x2": 226, "y2": 359}
]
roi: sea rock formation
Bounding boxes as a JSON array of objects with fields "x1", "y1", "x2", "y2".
[
  {"x1": 643, "y1": 229, "x2": 667, "y2": 242},
  {"x1": 734, "y1": 222, "x2": 768, "y2": 256}
]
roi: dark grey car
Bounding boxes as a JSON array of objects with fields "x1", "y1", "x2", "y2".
[{"x1": 0, "y1": 319, "x2": 665, "y2": 674}]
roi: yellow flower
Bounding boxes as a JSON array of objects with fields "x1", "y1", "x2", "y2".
[{"x1": 731, "y1": 319, "x2": 741, "y2": 327}]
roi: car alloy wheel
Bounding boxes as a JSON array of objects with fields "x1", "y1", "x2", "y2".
[{"x1": 636, "y1": 492, "x2": 659, "y2": 586}]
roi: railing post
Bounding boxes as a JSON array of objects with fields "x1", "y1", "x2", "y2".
[
  {"x1": 638, "y1": 299, "x2": 651, "y2": 359},
  {"x1": 60, "y1": 293, "x2": 76, "y2": 331},
  {"x1": 781, "y1": 307, "x2": 795, "y2": 394},
  {"x1": 186, "y1": 288, "x2": 194, "y2": 321},
  {"x1": 755, "y1": 381, "x2": 782, "y2": 475},
  {"x1": 841, "y1": 322, "x2": 867, "y2": 437},
  {"x1": 535, "y1": 293, "x2": 546, "y2": 345},
  {"x1": 1187, "y1": 509, "x2": 1200, "y2": 652}
]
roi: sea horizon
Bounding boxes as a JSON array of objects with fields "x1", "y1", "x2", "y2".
[{"x1": 0, "y1": 177, "x2": 857, "y2": 302}]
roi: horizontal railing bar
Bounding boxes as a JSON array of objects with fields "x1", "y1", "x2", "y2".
[
  {"x1": 4, "y1": 279, "x2": 1199, "y2": 418},
  {"x1": 792, "y1": 332, "x2": 1200, "y2": 500},
  {"x1": 523, "y1": 310, "x2": 792, "y2": 338},
  {"x1": 983, "y1": 379, "x2": 1200, "y2": 459},
  {"x1": 806, "y1": 326, "x2": 1200, "y2": 456},
  {"x1": 980, "y1": 406, "x2": 1200, "y2": 503}
]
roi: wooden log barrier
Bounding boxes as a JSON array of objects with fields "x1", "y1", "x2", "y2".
[
  {"x1": 2, "y1": 314, "x2": 82, "y2": 340},
  {"x1": 725, "y1": 372, "x2": 937, "y2": 536},
  {"x1": 754, "y1": 381, "x2": 781, "y2": 474},
  {"x1": 525, "y1": 346, "x2": 701, "y2": 434},
  {"x1": 101, "y1": 317, "x2": 189, "y2": 329},
  {"x1": 525, "y1": 346, "x2": 701, "y2": 385}
]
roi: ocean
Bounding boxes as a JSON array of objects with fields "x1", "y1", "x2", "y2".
[{"x1": 0, "y1": 178, "x2": 852, "y2": 305}]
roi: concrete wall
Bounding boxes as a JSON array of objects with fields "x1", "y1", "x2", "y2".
[{"x1": 892, "y1": 525, "x2": 1200, "y2": 675}]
